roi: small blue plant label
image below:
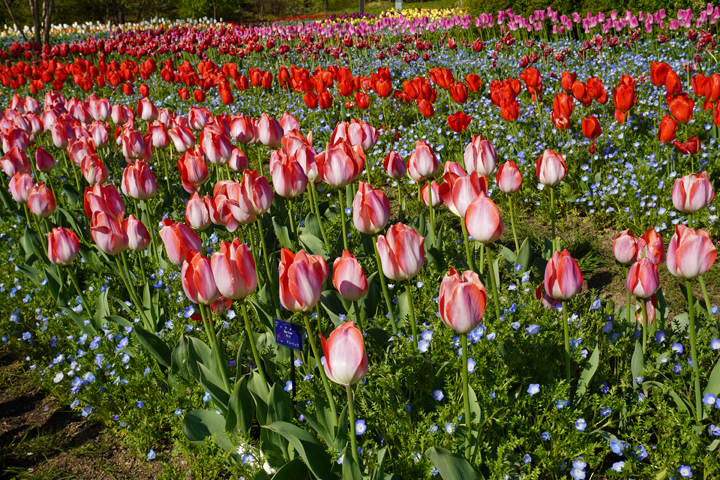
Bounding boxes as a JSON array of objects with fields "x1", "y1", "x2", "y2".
[{"x1": 274, "y1": 318, "x2": 303, "y2": 351}]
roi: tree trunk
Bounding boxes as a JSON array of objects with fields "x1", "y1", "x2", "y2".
[
  {"x1": 212, "y1": 0, "x2": 216, "y2": 21},
  {"x1": 359, "y1": 0, "x2": 364, "y2": 13},
  {"x1": 28, "y1": 0, "x2": 41, "y2": 45},
  {"x1": 323, "y1": 0, "x2": 328, "y2": 12},
  {"x1": 2, "y1": 0, "x2": 29, "y2": 41},
  {"x1": 42, "y1": 0, "x2": 53, "y2": 46}
]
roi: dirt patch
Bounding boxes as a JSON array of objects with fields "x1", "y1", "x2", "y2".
[{"x1": 0, "y1": 352, "x2": 173, "y2": 480}]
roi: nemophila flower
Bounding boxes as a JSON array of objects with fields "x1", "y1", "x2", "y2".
[
  {"x1": 711, "y1": 339, "x2": 720, "y2": 350},
  {"x1": 418, "y1": 340, "x2": 430, "y2": 353},
  {"x1": 611, "y1": 461, "x2": 625, "y2": 472},
  {"x1": 570, "y1": 459, "x2": 587, "y2": 479},
  {"x1": 671, "y1": 342, "x2": 684, "y2": 354},
  {"x1": 444, "y1": 423, "x2": 455, "y2": 434},
  {"x1": 433, "y1": 390, "x2": 444, "y2": 401},
  {"x1": 404, "y1": 404, "x2": 412, "y2": 412},
  {"x1": 635, "y1": 445, "x2": 648, "y2": 460},
  {"x1": 467, "y1": 358, "x2": 476, "y2": 373},
  {"x1": 575, "y1": 418, "x2": 587, "y2": 431},
  {"x1": 527, "y1": 384, "x2": 540, "y2": 396},
  {"x1": 355, "y1": 419, "x2": 366, "y2": 435},
  {"x1": 147, "y1": 449, "x2": 156, "y2": 460},
  {"x1": 703, "y1": 393, "x2": 716, "y2": 407},
  {"x1": 555, "y1": 399, "x2": 568, "y2": 409},
  {"x1": 428, "y1": 425, "x2": 438, "y2": 433},
  {"x1": 709, "y1": 425, "x2": 720, "y2": 436},
  {"x1": 525, "y1": 324, "x2": 540, "y2": 335},
  {"x1": 678, "y1": 465, "x2": 693, "y2": 478},
  {"x1": 522, "y1": 454, "x2": 532, "y2": 464},
  {"x1": 542, "y1": 432, "x2": 550, "y2": 441},
  {"x1": 202, "y1": 392, "x2": 211, "y2": 402},
  {"x1": 430, "y1": 467, "x2": 439, "y2": 476},
  {"x1": 673, "y1": 363, "x2": 683, "y2": 374},
  {"x1": 609, "y1": 439, "x2": 625, "y2": 455},
  {"x1": 174, "y1": 409, "x2": 183, "y2": 415},
  {"x1": 656, "y1": 330, "x2": 666, "y2": 343},
  {"x1": 284, "y1": 381, "x2": 293, "y2": 392}
]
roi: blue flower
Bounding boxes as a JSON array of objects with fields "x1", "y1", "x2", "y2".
[
  {"x1": 574, "y1": 418, "x2": 587, "y2": 431},
  {"x1": 599, "y1": 382, "x2": 609, "y2": 394},
  {"x1": 467, "y1": 358, "x2": 476, "y2": 373},
  {"x1": 525, "y1": 324, "x2": 540, "y2": 335},
  {"x1": 611, "y1": 461, "x2": 625, "y2": 472},
  {"x1": 522, "y1": 454, "x2": 532, "y2": 464},
  {"x1": 284, "y1": 381, "x2": 293, "y2": 392},
  {"x1": 671, "y1": 342, "x2": 684, "y2": 354},
  {"x1": 703, "y1": 393, "x2": 716, "y2": 407},
  {"x1": 147, "y1": 449, "x2": 156, "y2": 460},
  {"x1": 541, "y1": 431, "x2": 550, "y2": 441},
  {"x1": 404, "y1": 404, "x2": 412, "y2": 412},
  {"x1": 136, "y1": 401, "x2": 144, "y2": 409},
  {"x1": 678, "y1": 465, "x2": 692, "y2": 478},
  {"x1": 527, "y1": 384, "x2": 540, "y2": 396},
  {"x1": 609, "y1": 439, "x2": 625, "y2": 455},
  {"x1": 555, "y1": 399, "x2": 568, "y2": 409},
  {"x1": 202, "y1": 392, "x2": 211, "y2": 402},
  {"x1": 355, "y1": 419, "x2": 366, "y2": 435},
  {"x1": 708, "y1": 425, "x2": 720, "y2": 436},
  {"x1": 635, "y1": 445, "x2": 648, "y2": 460},
  {"x1": 433, "y1": 390, "x2": 444, "y2": 401},
  {"x1": 444, "y1": 423, "x2": 455, "y2": 434},
  {"x1": 655, "y1": 330, "x2": 666, "y2": 343},
  {"x1": 711, "y1": 338, "x2": 720, "y2": 351},
  {"x1": 599, "y1": 406, "x2": 611, "y2": 417},
  {"x1": 418, "y1": 339, "x2": 430, "y2": 353}
]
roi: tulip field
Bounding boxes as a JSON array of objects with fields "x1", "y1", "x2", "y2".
[{"x1": 2, "y1": 5, "x2": 720, "y2": 479}]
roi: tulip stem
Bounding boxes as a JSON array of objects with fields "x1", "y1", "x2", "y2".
[
  {"x1": 346, "y1": 384, "x2": 360, "y2": 467},
  {"x1": 550, "y1": 187, "x2": 557, "y2": 252},
  {"x1": 426, "y1": 180, "x2": 436, "y2": 245},
  {"x1": 162, "y1": 150, "x2": 171, "y2": 193},
  {"x1": 698, "y1": 276, "x2": 714, "y2": 316},
  {"x1": 396, "y1": 181, "x2": 404, "y2": 222},
  {"x1": 687, "y1": 281, "x2": 703, "y2": 422},
  {"x1": 460, "y1": 221, "x2": 475, "y2": 273},
  {"x1": 117, "y1": 254, "x2": 151, "y2": 330},
  {"x1": 67, "y1": 268, "x2": 88, "y2": 310},
  {"x1": 303, "y1": 312, "x2": 337, "y2": 419},
  {"x1": 352, "y1": 300, "x2": 363, "y2": 331},
  {"x1": 507, "y1": 193, "x2": 520, "y2": 255},
  {"x1": 404, "y1": 280, "x2": 418, "y2": 351},
  {"x1": 372, "y1": 235, "x2": 397, "y2": 334},
  {"x1": 461, "y1": 333, "x2": 471, "y2": 461},
  {"x1": 286, "y1": 198, "x2": 299, "y2": 247},
  {"x1": 338, "y1": 188, "x2": 348, "y2": 251},
  {"x1": 199, "y1": 304, "x2": 231, "y2": 392},
  {"x1": 625, "y1": 267, "x2": 632, "y2": 336},
  {"x1": 478, "y1": 243, "x2": 485, "y2": 275},
  {"x1": 137, "y1": 251, "x2": 147, "y2": 285},
  {"x1": 143, "y1": 199, "x2": 160, "y2": 266},
  {"x1": 65, "y1": 151, "x2": 81, "y2": 192},
  {"x1": 310, "y1": 182, "x2": 329, "y2": 246},
  {"x1": 255, "y1": 219, "x2": 279, "y2": 317},
  {"x1": 640, "y1": 296, "x2": 648, "y2": 355},
  {"x1": 240, "y1": 299, "x2": 269, "y2": 391},
  {"x1": 561, "y1": 301, "x2": 571, "y2": 383},
  {"x1": 485, "y1": 245, "x2": 501, "y2": 320},
  {"x1": 246, "y1": 226, "x2": 261, "y2": 281}
]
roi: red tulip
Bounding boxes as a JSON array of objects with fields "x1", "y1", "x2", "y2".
[
  {"x1": 407, "y1": 140, "x2": 439, "y2": 181},
  {"x1": 447, "y1": 111, "x2": 472, "y2": 132},
  {"x1": 382, "y1": 151, "x2": 407, "y2": 179},
  {"x1": 111, "y1": 104, "x2": 129, "y2": 125},
  {"x1": 89, "y1": 121, "x2": 109, "y2": 148},
  {"x1": 200, "y1": 129, "x2": 233, "y2": 166},
  {"x1": 496, "y1": 161, "x2": 522, "y2": 194},
  {"x1": 635, "y1": 295, "x2": 657, "y2": 326},
  {"x1": 439, "y1": 267, "x2": 487, "y2": 333},
  {"x1": 333, "y1": 250, "x2": 368, "y2": 301},
  {"x1": 9, "y1": 173, "x2": 34, "y2": 204},
  {"x1": 121, "y1": 160, "x2": 158, "y2": 200},
  {"x1": 256, "y1": 114, "x2": 283, "y2": 147},
  {"x1": 279, "y1": 248, "x2": 328, "y2": 312},
  {"x1": 91, "y1": 211, "x2": 128, "y2": 255},
  {"x1": 48, "y1": 227, "x2": 80, "y2": 266},
  {"x1": 637, "y1": 228, "x2": 665, "y2": 265},
  {"x1": 668, "y1": 93, "x2": 694, "y2": 123},
  {"x1": 666, "y1": 225, "x2": 717, "y2": 279},
  {"x1": 230, "y1": 115, "x2": 255, "y2": 144},
  {"x1": 238, "y1": 169, "x2": 273, "y2": 216},
  {"x1": 650, "y1": 61, "x2": 672, "y2": 86},
  {"x1": 444, "y1": 161, "x2": 466, "y2": 177},
  {"x1": 159, "y1": 218, "x2": 202, "y2": 265},
  {"x1": 317, "y1": 140, "x2": 364, "y2": 188},
  {"x1": 51, "y1": 121, "x2": 73, "y2": 149},
  {"x1": 320, "y1": 321, "x2": 368, "y2": 386},
  {"x1": 352, "y1": 181, "x2": 390, "y2": 235},
  {"x1": 169, "y1": 125, "x2": 196, "y2": 153},
  {"x1": 464, "y1": 135, "x2": 496, "y2": 176},
  {"x1": 535, "y1": 149, "x2": 567, "y2": 187},
  {"x1": 1, "y1": 147, "x2": 30, "y2": 177},
  {"x1": 178, "y1": 147, "x2": 209, "y2": 194},
  {"x1": 122, "y1": 214, "x2": 151, "y2": 252},
  {"x1": 81, "y1": 155, "x2": 109, "y2": 186},
  {"x1": 27, "y1": 182, "x2": 56, "y2": 218},
  {"x1": 421, "y1": 180, "x2": 443, "y2": 207},
  {"x1": 544, "y1": 249, "x2": 583, "y2": 300},
  {"x1": 136, "y1": 97, "x2": 158, "y2": 123},
  {"x1": 417, "y1": 98, "x2": 435, "y2": 118},
  {"x1": 500, "y1": 98, "x2": 520, "y2": 122},
  {"x1": 581, "y1": 116, "x2": 602, "y2": 140},
  {"x1": 89, "y1": 97, "x2": 111, "y2": 122},
  {"x1": 270, "y1": 151, "x2": 307, "y2": 199},
  {"x1": 613, "y1": 230, "x2": 637, "y2": 265},
  {"x1": 376, "y1": 223, "x2": 425, "y2": 281},
  {"x1": 2, "y1": 126, "x2": 29, "y2": 152},
  {"x1": 465, "y1": 192, "x2": 503, "y2": 243},
  {"x1": 211, "y1": 238, "x2": 257, "y2": 299},
  {"x1": 626, "y1": 259, "x2": 660, "y2": 298},
  {"x1": 536, "y1": 283, "x2": 561, "y2": 308},
  {"x1": 185, "y1": 192, "x2": 212, "y2": 231},
  {"x1": 182, "y1": 250, "x2": 220, "y2": 305},
  {"x1": 673, "y1": 136, "x2": 701, "y2": 155},
  {"x1": 561, "y1": 71, "x2": 577, "y2": 93},
  {"x1": 35, "y1": 146, "x2": 55, "y2": 173},
  {"x1": 228, "y1": 147, "x2": 249, "y2": 172},
  {"x1": 658, "y1": 115, "x2": 677, "y2": 143},
  {"x1": 446, "y1": 171, "x2": 487, "y2": 218},
  {"x1": 84, "y1": 183, "x2": 126, "y2": 219},
  {"x1": 279, "y1": 112, "x2": 300, "y2": 134},
  {"x1": 672, "y1": 171, "x2": 715, "y2": 213},
  {"x1": 449, "y1": 82, "x2": 468, "y2": 104},
  {"x1": 347, "y1": 120, "x2": 378, "y2": 151},
  {"x1": 121, "y1": 129, "x2": 147, "y2": 160}
]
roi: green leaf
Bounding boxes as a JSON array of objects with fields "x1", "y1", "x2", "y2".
[
  {"x1": 704, "y1": 360, "x2": 720, "y2": 397},
  {"x1": 333, "y1": 405, "x2": 349, "y2": 452},
  {"x1": 671, "y1": 313, "x2": 690, "y2": 332},
  {"x1": 542, "y1": 238, "x2": 554, "y2": 260},
  {"x1": 574, "y1": 345, "x2": 600, "y2": 404},
  {"x1": 247, "y1": 370, "x2": 269, "y2": 425},
  {"x1": 372, "y1": 447, "x2": 388, "y2": 480},
  {"x1": 467, "y1": 386, "x2": 483, "y2": 428},
  {"x1": 425, "y1": 446, "x2": 478, "y2": 480},
  {"x1": 61, "y1": 307, "x2": 96, "y2": 335},
  {"x1": 272, "y1": 216, "x2": 292, "y2": 250},
  {"x1": 198, "y1": 363, "x2": 230, "y2": 414},
  {"x1": 17, "y1": 263, "x2": 44, "y2": 287},
  {"x1": 135, "y1": 326, "x2": 172, "y2": 368},
  {"x1": 254, "y1": 471, "x2": 271, "y2": 480},
  {"x1": 299, "y1": 233, "x2": 327, "y2": 257},
  {"x1": 366, "y1": 327, "x2": 393, "y2": 350},
  {"x1": 425, "y1": 246, "x2": 446, "y2": 270},
  {"x1": 228, "y1": 376, "x2": 255, "y2": 434},
  {"x1": 342, "y1": 449, "x2": 363, "y2": 480},
  {"x1": 171, "y1": 335, "x2": 191, "y2": 381},
  {"x1": 62, "y1": 184, "x2": 80, "y2": 205},
  {"x1": 262, "y1": 421, "x2": 337, "y2": 480},
  {"x1": 187, "y1": 337, "x2": 214, "y2": 381},
  {"x1": 182, "y1": 409, "x2": 234, "y2": 453},
  {"x1": 295, "y1": 405, "x2": 333, "y2": 447},
  {"x1": 93, "y1": 288, "x2": 110, "y2": 331},
  {"x1": 248, "y1": 298, "x2": 275, "y2": 332},
  {"x1": 631, "y1": 340, "x2": 644, "y2": 389},
  {"x1": 105, "y1": 315, "x2": 132, "y2": 328},
  {"x1": 517, "y1": 238, "x2": 532, "y2": 272},
  {"x1": 393, "y1": 289, "x2": 410, "y2": 328},
  {"x1": 669, "y1": 389, "x2": 691, "y2": 415},
  {"x1": 271, "y1": 458, "x2": 309, "y2": 480},
  {"x1": 302, "y1": 213, "x2": 322, "y2": 239}
]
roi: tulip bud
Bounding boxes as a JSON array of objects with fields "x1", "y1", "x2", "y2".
[
  {"x1": 48, "y1": 227, "x2": 80, "y2": 266},
  {"x1": 667, "y1": 225, "x2": 717, "y2": 279},
  {"x1": 421, "y1": 180, "x2": 443, "y2": 207},
  {"x1": 407, "y1": 140, "x2": 439, "y2": 181},
  {"x1": 544, "y1": 249, "x2": 583, "y2": 300},
  {"x1": 122, "y1": 214, "x2": 151, "y2": 252},
  {"x1": 637, "y1": 228, "x2": 664, "y2": 265},
  {"x1": 27, "y1": 182, "x2": 56, "y2": 218},
  {"x1": 352, "y1": 181, "x2": 390, "y2": 235},
  {"x1": 185, "y1": 193, "x2": 212, "y2": 231},
  {"x1": 535, "y1": 149, "x2": 567, "y2": 187},
  {"x1": 35, "y1": 146, "x2": 55, "y2": 172},
  {"x1": 376, "y1": 223, "x2": 425, "y2": 281},
  {"x1": 626, "y1": 259, "x2": 660, "y2": 298},
  {"x1": 465, "y1": 193, "x2": 503, "y2": 244},
  {"x1": 671, "y1": 171, "x2": 715, "y2": 214},
  {"x1": 439, "y1": 267, "x2": 487, "y2": 333},
  {"x1": 181, "y1": 250, "x2": 221, "y2": 305},
  {"x1": 159, "y1": 219, "x2": 202, "y2": 265},
  {"x1": 613, "y1": 229, "x2": 637, "y2": 265},
  {"x1": 91, "y1": 211, "x2": 128, "y2": 255},
  {"x1": 238, "y1": 169, "x2": 273, "y2": 216},
  {"x1": 211, "y1": 239, "x2": 257, "y2": 299},
  {"x1": 464, "y1": 136, "x2": 497, "y2": 176},
  {"x1": 122, "y1": 160, "x2": 158, "y2": 200},
  {"x1": 9, "y1": 172, "x2": 34, "y2": 204},
  {"x1": 320, "y1": 321, "x2": 368, "y2": 386},
  {"x1": 279, "y1": 249, "x2": 328, "y2": 312},
  {"x1": 333, "y1": 250, "x2": 369, "y2": 301},
  {"x1": 496, "y1": 161, "x2": 522, "y2": 194}
]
